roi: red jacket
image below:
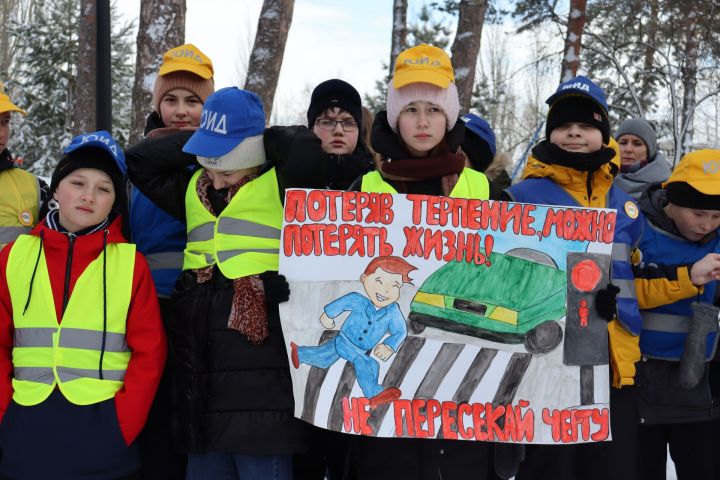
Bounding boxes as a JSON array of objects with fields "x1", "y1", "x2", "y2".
[{"x1": 0, "y1": 217, "x2": 166, "y2": 445}]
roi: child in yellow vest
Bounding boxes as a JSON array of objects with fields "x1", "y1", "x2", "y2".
[
  {"x1": 127, "y1": 88, "x2": 328, "y2": 480},
  {"x1": 0, "y1": 131, "x2": 166, "y2": 479},
  {"x1": 346, "y1": 43, "x2": 497, "y2": 480},
  {"x1": 0, "y1": 83, "x2": 48, "y2": 250}
]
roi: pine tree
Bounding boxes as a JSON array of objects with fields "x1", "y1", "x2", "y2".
[{"x1": 9, "y1": 0, "x2": 134, "y2": 175}]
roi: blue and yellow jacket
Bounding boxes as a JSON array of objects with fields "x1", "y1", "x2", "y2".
[
  {"x1": 505, "y1": 142, "x2": 697, "y2": 388},
  {"x1": 636, "y1": 184, "x2": 718, "y2": 361}
]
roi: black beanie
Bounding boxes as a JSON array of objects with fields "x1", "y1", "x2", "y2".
[
  {"x1": 546, "y1": 96, "x2": 610, "y2": 145},
  {"x1": 666, "y1": 182, "x2": 720, "y2": 210},
  {"x1": 307, "y1": 79, "x2": 363, "y2": 128},
  {"x1": 462, "y1": 132, "x2": 494, "y2": 172},
  {"x1": 50, "y1": 147, "x2": 126, "y2": 215}
]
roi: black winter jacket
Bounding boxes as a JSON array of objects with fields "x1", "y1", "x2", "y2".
[{"x1": 125, "y1": 127, "x2": 332, "y2": 454}]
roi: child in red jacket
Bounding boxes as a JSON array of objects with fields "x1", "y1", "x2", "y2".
[{"x1": 0, "y1": 131, "x2": 166, "y2": 479}]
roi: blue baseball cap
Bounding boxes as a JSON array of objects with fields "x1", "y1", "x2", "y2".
[
  {"x1": 545, "y1": 75, "x2": 608, "y2": 113},
  {"x1": 63, "y1": 130, "x2": 126, "y2": 175},
  {"x1": 183, "y1": 87, "x2": 266, "y2": 158},
  {"x1": 461, "y1": 114, "x2": 496, "y2": 157}
]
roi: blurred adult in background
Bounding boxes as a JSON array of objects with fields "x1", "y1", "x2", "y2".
[{"x1": 614, "y1": 118, "x2": 671, "y2": 200}]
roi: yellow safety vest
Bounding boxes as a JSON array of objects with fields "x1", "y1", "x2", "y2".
[
  {"x1": 6, "y1": 235, "x2": 135, "y2": 406},
  {"x1": 360, "y1": 168, "x2": 490, "y2": 199},
  {"x1": 183, "y1": 167, "x2": 283, "y2": 279},
  {"x1": 0, "y1": 168, "x2": 40, "y2": 250}
]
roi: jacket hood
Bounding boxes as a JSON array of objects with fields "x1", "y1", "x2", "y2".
[
  {"x1": 614, "y1": 151, "x2": 672, "y2": 200},
  {"x1": 30, "y1": 213, "x2": 127, "y2": 246},
  {"x1": 484, "y1": 151, "x2": 511, "y2": 181},
  {"x1": 521, "y1": 140, "x2": 617, "y2": 207},
  {"x1": 637, "y1": 183, "x2": 673, "y2": 231},
  {"x1": 143, "y1": 111, "x2": 166, "y2": 136}
]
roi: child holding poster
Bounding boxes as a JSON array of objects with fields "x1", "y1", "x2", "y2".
[
  {"x1": 504, "y1": 76, "x2": 643, "y2": 480},
  {"x1": 125, "y1": 87, "x2": 344, "y2": 480},
  {"x1": 345, "y1": 43, "x2": 502, "y2": 480},
  {"x1": 503, "y1": 77, "x2": 720, "y2": 480}
]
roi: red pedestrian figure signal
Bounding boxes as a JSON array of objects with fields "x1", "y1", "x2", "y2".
[
  {"x1": 571, "y1": 259, "x2": 601, "y2": 328},
  {"x1": 578, "y1": 299, "x2": 589, "y2": 327}
]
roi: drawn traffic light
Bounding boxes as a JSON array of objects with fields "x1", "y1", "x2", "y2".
[{"x1": 564, "y1": 253, "x2": 611, "y2": 367}]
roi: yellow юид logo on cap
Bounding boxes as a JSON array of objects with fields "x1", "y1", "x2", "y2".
[
  {"x1": 158, "y1": 43, "x2": 214, "y2": 79},
  {"x1": 663, "y1": 149, "x2": 720, "y2": 196},
  {"x1": 392, "y1": 44, "x2": 455, "y2": 89}
]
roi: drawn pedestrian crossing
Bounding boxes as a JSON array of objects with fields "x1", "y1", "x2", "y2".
[{"x1": 300, "y1": 331, "x2": 532, "y2": 439}]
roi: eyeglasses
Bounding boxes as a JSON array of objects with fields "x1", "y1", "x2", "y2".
[{"x1": 314, "y1": 118, "x2": 358, "y2": 132}]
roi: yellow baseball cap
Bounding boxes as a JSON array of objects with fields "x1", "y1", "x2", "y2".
[
  {"x1": 663, "y1": 149, "x2": 720, "y2": 196},
  {"x1": 392, "y1": 44, "x2": 454, "y2": 89},
  {"x1": 158, "y1": 43, "x2": 214, "y2": 80},
  {"x1": 0, "y1": 83, "x2": 26, "y2": 115}
]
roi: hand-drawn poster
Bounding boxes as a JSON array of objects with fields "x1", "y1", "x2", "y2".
[{"x1": 279, "y1": 189, "x2": 617, "y2": 445}]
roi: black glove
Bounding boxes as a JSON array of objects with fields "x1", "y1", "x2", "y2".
[
  {"x1": 595, "y1": 283, "x2": 620, "y2": 321},
  {"x1": 326, "y1": 153, "x2": 374, "y2": 190},
  {"x1": 260, "y1": 271, "x2": 290, "y2": 304},
  {"x1": 493, "y1": 442, "x2": 525, "y2": 479}
]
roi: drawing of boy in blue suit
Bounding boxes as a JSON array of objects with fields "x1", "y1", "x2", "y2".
[{"x1": 291, "y1": 256, "x2": 417, "y2": 408}]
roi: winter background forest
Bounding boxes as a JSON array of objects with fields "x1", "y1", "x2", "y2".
[
  {"x1": 2, "y1": 0, "x2": 715, "y2": 477},
  {"x1": 1, "y1": 0, "x2": 719, "y2": 184}
]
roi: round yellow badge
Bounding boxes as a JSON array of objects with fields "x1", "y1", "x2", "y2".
[
  {"x1": 624, "y1": 201, "x2": 639, "y2": 219},
  {"x1": 18, "y1": 209, "x2": 33, "y2": 227}
]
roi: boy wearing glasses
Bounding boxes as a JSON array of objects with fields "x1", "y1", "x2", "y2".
[
  {"x1": 307, "y1": 79, "x2": 374, "y2": 190},
  {"x1": 265, "y1": 79, "x2": 374, "y2": 192}
]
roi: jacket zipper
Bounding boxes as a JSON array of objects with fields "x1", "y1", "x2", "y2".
[{"x1": 61, "y1": 233, "x2": 76, "y2": 316}]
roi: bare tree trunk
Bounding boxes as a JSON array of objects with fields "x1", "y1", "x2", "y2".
[
  {"x1": 450, "y1": 0, "x2": 488, "y2": 112},
  {"x1": 0, "y1": 0, "x2": 34, "y2": 84},
  {"x1": 129, "y1": 0, "x2": 185, "y2": 143},
  {"x1": 74, "y1": 0, "x2": 96, "y2": 134},
  {"x1": 389, "y1": 0, "x2": 408, "y2": 79},
  {"x1": 640, "y1": 0, "x2": 658, "y2": 108},
  {"x1": 244, "y1": 0, "x2": 295, "y2": 122},
  {"x1": 559, "y1": 0, "x2": 587, "y2": 83},
  {"x1": 0, "y1": 0, "x2": 17, "y2": 81},
  {"x1": 680, "y1": 17, "x2": 699, "y2": 155}
]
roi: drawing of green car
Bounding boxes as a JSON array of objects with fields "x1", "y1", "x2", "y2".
[{"x1": 409, "y1": 249, "x2": 566, "y2": 354}]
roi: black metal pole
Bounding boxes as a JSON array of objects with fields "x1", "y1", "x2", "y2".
[{"x1": 96, "y1": 0, "x2": 112, "y2": 131}]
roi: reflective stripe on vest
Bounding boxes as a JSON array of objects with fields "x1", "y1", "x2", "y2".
[
  {"x1": 642, "y1": 312, "x2": 692, "y2": 334},
  {"x1": 6, "y1": 235, "x2": 135, "y2": 406},
  {"x1": 639, "y1": 216, "x2": 720, "y2": 360},
  {"x1": 145, "y1": 251, "x2": 185, "y2": 271},
  {"x1": 0, "y1": 226, "x2": 31, "y2": 244},
  {"x1": 183, "y1": 168, "x2": 283, "y2": 279},
  {"x1": 360, "y1": 168, "x2": 490, "y2": 199},
  {"x1": 0, "y1": 169, "x2": 40, "y2": 250}
]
